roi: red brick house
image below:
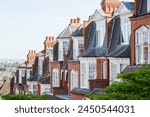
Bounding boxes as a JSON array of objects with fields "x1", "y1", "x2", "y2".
[
  {"x1": 70, "y1": 0, "x2": 121, "y2": 100},
  {"x1": 50, "y1": 18, "x2": 84, "y2": 99},
  {"x1": 27, "y1": 36, "x2": 55, "y2": 95},
  {"x1": 14, "y1": 50, "x2": 36, "y2": 94},
  {"x1": 130, "y1": 0, "x2": 150, "y2": 65}
]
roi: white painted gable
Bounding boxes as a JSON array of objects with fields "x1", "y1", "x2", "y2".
[
  {"x1": 92, "y1": 9, "x2": 106, "y2": 21},
  {"x1": 115, "y1": 2, "x2": 131, "y2": 15}
]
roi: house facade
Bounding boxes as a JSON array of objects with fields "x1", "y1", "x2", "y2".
[
  {"x1": 131, "y1": 0, "x2": 150, "y2": 65},
  {"x1": 107, "y1": 1, "x2": 134, "y2": 84},
  {"x1": 14, "y1": 50, "x2": 36, "y2": 94},
  {"x1": 27, "y1": 36, "x2": 55, "y2": 95},
  {"x1": 70, "y1": 0, "x2": 121, "y2": 100}
]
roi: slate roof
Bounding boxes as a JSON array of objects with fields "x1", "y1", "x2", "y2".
[
  {"x1": 40, "y1": 57, "x2": 50, "y2": 84},
  {"x1": 123, "y1": 1, "x2": 134, "y2": 10},
  {"x1": 83, "y1": 21, "x2": 107, "y2": 57},
  {"x1": 27, "y1": 57, "x2": 41, "y2": 81},
  {"x1": 70, "y1": 88, "x2": 90, "y2": 95},
  {"x1": 123, "y1": 65, "x2": 141, "y2": 73},
  {"x1": 72, "y1": 25, "x2": 84, "y2": 36},
  {"x1": 107, "y1": 16, "x2": 130, "y2": 58},
  {"x1": 138, "y1": 0, "x2": 148, "y2": 15},
  {"x1": 27, "y1": 74, "x2": 41, "y2": 81},
  {"x1": 40, "y1": 77, "x2": 50, "y2": 84},
  {"x1": 57, "y1": 25, "x2": 81, "y2": 39}
]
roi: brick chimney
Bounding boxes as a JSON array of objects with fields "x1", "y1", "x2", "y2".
[
  {"x1": 69, "y1": 17, "x2": 81, "y2": 26},
  {"x1": 101, "y1": 0, "x2": 121, "y2": 18},
  {"x1": 83, "y1": 15, "x2": 93, "y2": 28},
  {"x1": 44, "y1": 36, "x2": 56, "y2": 53},
  {"x1": 134, "y1": 0, "x2": 140, "y2": 15},
  {"x1": 27, "y1": 50, "x2": 36, "y2": 65}
]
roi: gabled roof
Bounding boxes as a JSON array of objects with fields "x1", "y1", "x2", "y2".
[
  {"x1": 72, "y1": 25, "x2": 84, "y2": 36},
  {"x1": 92, "y1": 9, "x2": 106, "y2": 21},
  {"x1": 83, "y1": 21, "x2": 107, "y2": 57},
  {"x1": 123, "y1": 2, "x2": 134, "y2": 10},
  {"x1": 115, "y1": 1, "x2": 134, "y2": 15},
  {"x1": 107, "y1": 16, "x2": 130, "y2": 58},
  {"x1": 57, "y1": 25, "x2": 81, "y2": 39}
]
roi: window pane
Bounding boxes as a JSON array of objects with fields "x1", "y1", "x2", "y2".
[
  {"x1": 89, "y1": 63, "x2": 96, "y2": 79},
  {"x1": 103, "y1": 62, "x2": 107, "y2": 79},
  {"x1": 143, "y1": 42, "x2": 148, "y2": 63}
]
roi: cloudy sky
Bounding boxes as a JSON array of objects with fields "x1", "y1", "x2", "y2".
[{"x1": 0, "y1": 0, "x2": 133, "y2": 59}]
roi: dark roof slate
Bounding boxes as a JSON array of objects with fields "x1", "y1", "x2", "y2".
[
  {"x1": 138, "y1": 0, "x2": 148, "y2": 15},
  {"x1": 57, "y1": 25, "x2": 80, "y2": 39},
  {"x1": 107, "y1": 16, "x2": 130, "y2": 58},
  {"x1": 83, "y1": 21, "x2": 107, "y2": 57},
  {"x1": 123, "y1": 65, "x2": 141, "y2": 73},
  {"x1": 70, "y1": 88, "x2": 90, "y2": 95}
]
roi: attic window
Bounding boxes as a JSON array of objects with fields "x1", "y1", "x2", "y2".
[{"x1": 121, "y1": 18, "x2": 131, "y2": 45}]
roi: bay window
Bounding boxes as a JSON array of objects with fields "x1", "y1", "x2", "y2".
[{"x1": 136, "y1": 26, "x2": 150, "y2": 64}]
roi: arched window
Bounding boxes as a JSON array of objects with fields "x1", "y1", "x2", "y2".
[
  {"x1": 52, "y1": 69, "x2": 60, "y2": 87},
  {"x1": 135, "y1": 26, "x2": 150, "y2": 64},
  {"x1": 70, "y1": 70, "x2": 78, "y2": 90}
]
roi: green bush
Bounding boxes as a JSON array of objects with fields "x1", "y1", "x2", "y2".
[
  {"x1": 1, "y1": 93, "x2": 48, "y2": 100},
  {"x1": 88, "y1": 64, "x2": 150, "y2": 100}
]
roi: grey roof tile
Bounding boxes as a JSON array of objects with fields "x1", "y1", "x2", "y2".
[
  {"x1": 83, "y1": 21, "x2": 107, "y2": 57},
  {"x1": 107, "y1": 16, "x2": 130, "y2": 58}
]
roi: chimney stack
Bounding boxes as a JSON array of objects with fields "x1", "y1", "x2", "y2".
[
  {"x1": 134, "y1": 0, "x2": 140, "y2": 15},
  {"x1": 69, "y1": 17, "x2": 81, "y2": 26},
  {"x1": 27, "y1": 50, "x2": 36, "y2": 65}
]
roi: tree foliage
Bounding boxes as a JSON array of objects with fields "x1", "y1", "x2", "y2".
[
  {"x1": 89, "y1": 64, "x2": 150, "y2": 100},
  {"x1": 1, "y1": 92, "x2": 48, "y2": 100}
]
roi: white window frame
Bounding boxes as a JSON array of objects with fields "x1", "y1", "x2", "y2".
[
  {"x1": 110, "y1": 63, "x2": 118, "y2": 83},
  {"x1": 80, "y1": 62, "x2": 87, "y2": 88},
  {"x1": 148, "y1": 0, "x2": 150, "y2": 13},
  {"x1": 135, "y1": 26, "x2": 150, "y2": 64},
  {"x1": 52, "y1": 69, "x2": 60, "y2": 87},
  {"x1": 70, "y1": 70, "x2": 78, "y2": 90},
  {"x1": 96, "y1": 20, "x2": 105, "y2": 47},
  {"x1": 73, "y1": 39, "x2": 79, "y2": 60},
  {"x1": 58, "y1": 41, "x2": 63, "y2": 61},
  {"x1": 89, "y1": 63, "x2": 96, "y2": 79},
  {"x1": 103, "y1": 62, "x2": 107, "y2": 79},
  {"x1": 121, "y1": 17, "x2": 131, "y2": 45}
]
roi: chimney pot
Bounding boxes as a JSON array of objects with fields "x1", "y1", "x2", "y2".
[
  {"x1": 74, "y1": 19, "x2": 76, "y2": 23},
  {"x1": 77, "y1": 17, "x2": 80, "y2": 23}
]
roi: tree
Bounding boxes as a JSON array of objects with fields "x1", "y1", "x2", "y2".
[{"x1": 88, "y1": 64, "x2": 150, "y2": 100}]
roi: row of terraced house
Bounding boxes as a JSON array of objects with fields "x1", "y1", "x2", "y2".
[{"x1": 11, "y1": 0, "x2": 150, "y2": 100}]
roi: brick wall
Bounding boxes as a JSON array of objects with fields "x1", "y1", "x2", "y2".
[{"x1": 131, "y1": 14, "x2": 150, "y2": 65}]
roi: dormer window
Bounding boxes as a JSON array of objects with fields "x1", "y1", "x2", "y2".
[
  {"x1": 121, "y1": 18, "x2": 131, "y2": 45},
  {"x1": 96, "y1": 20, "x2": 105, "y2": 47},
  {"x1": 135, "y1": 26, "x2": 150, "y2": 64},
  {"x1": 148, "y1": 0, "x2": 150, "y2": 13}
]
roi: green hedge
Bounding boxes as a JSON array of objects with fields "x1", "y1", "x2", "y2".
[{"x1": 1, "y1": 93, "x2": 48, "y2": 100}]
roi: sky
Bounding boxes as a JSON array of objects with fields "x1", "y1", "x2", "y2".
[{"x1": 0, "y1": 0, "x2": 133, "y2": 59}]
